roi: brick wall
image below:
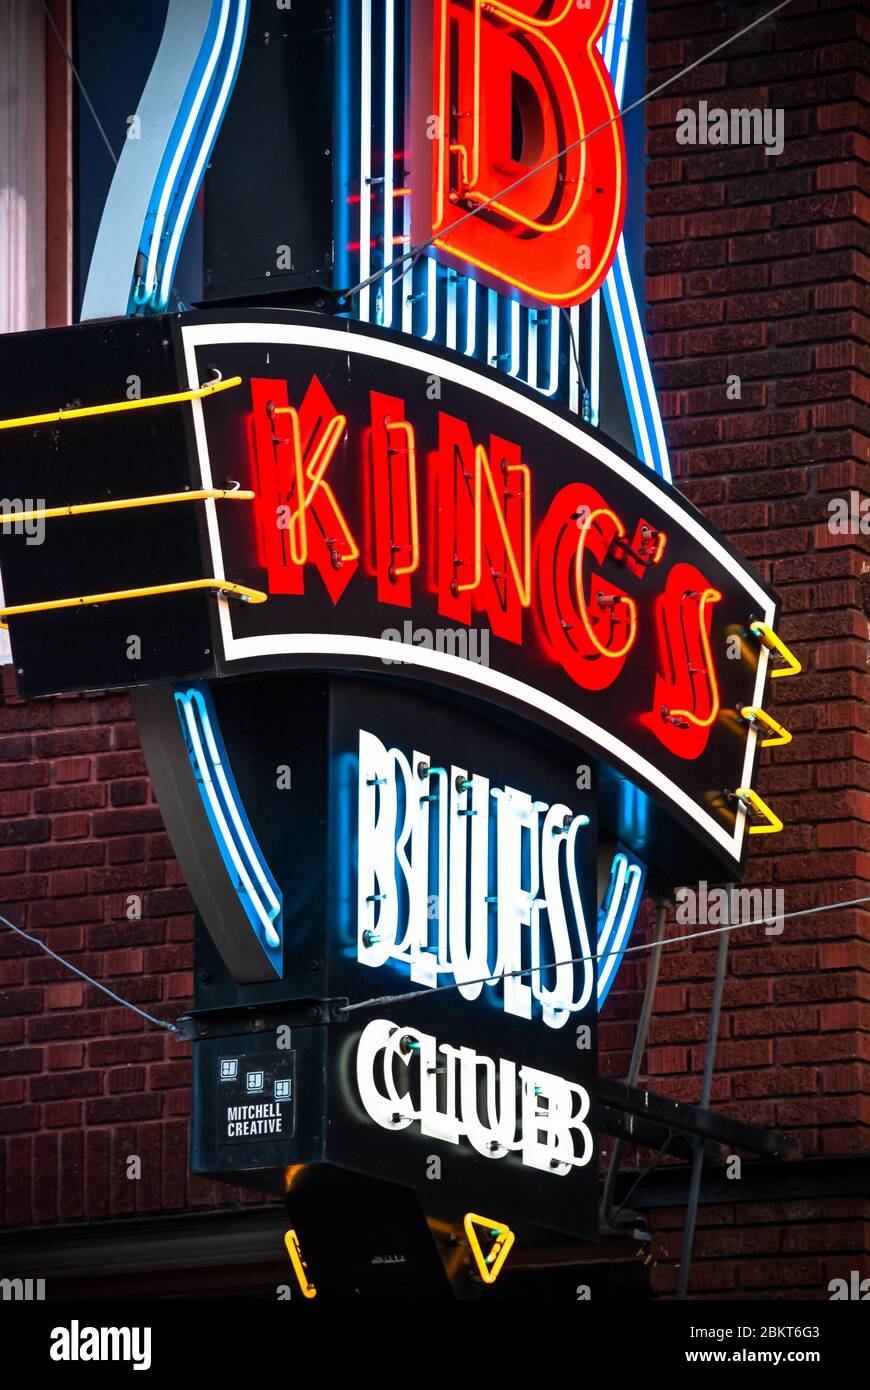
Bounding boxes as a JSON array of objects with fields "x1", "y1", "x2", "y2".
[
  {"x1": 0, "y1": 670, "x2": 263, "y2": 1226},
  {"x1": 604, "y1": 0, "x2": 869, "y2": 1296}
]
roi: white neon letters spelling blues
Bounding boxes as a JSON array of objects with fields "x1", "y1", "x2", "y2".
[{"x1": 356, "y1": 729, "x2": 595, "y2": 1028}]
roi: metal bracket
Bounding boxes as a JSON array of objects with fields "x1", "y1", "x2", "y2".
[{"x1": 175, "y1": 996, "x2": 350, "y2": 1041}]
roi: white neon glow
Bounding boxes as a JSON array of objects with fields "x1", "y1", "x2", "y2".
[
  {"x1": 358, "y1": 0, "x2": 372, "y2": 322},
  {"x1": 487, "y1": 289, "x2": 499, "y2": 367},
  {"x1": 568, "y1": 305, "x2": 581, "y2": 416},
  {"x1": 528, "y1": 308, "x2": 560, "y2": 397},
  {"x1": 604, "y1": 248, "x2": 653, "y2": 465},
  {"x1": 180, "y1": 692, "x2": 280, "y2": 948},
  {"x1": 144, "y1": 0, "x2": 231, "y2": 301},
  {"x1": 596, "y1": 0, "x2": 672, "y2": 481},
  {"x1": 357, "y1": 730, "x2": 593, "y2": 1027},
  {"x1": 157, "y1": 1, "x2": 247, "y2": 309},
  {"x1": 356, "y1": 1018, "x2": 594, "y2": 1173},
  {"x1": 401, "y1": 145, "x2": 413, "y2": 334},
  {"x1": 617, "y1": 239, "x2": 672, "y2": 476},
  {"x1": 596, "y1": 852, "x2": 628, "y2": 969},
  {"x1": 382, "y1": 0, "x2": 395, "y2": 327},
  {"x1": 421, "y1": 257, "x2": 438, "y2": 340},
  {"x1": 193, "y1": 697, "x2": 281, "y2": 931},
  {"x1": 158, "y1": 0, "x2": 248, "y2": 309},
  {"x1": 597, "y1": 862, "x2": 642, "y2": 1000},
  {"x1": 601, "y1": 0, "x2": 618, "y2": 70},
  {"x1": 180, "y1": 319, "x2": 772, "y2": 861},
  {"x1": 508, "y1": 301, "x2": 521, "y2": 376},
  {"x1": 464, "y1": 279, "x2": 477, "y2": 356},
  {"x1": 614, "y1": 0, "x2": 634, "y2": 106},
  {"x1": 446, "y1": 272, "x2": 458, "y2": 350}
]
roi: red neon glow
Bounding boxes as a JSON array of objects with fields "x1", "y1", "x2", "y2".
[
  {"x1": 436, "y1": 414, "x2": 530, "y2": 644},
  {"x1": 414, "y1": 0, "x2": 626, "y2": 306},
  {"x1": 249, "y1": 376, "x2": 358, "y2": 604},
  {"x1": 668, "y1": 588, "x2": 723, "y2": 729},
  {"x1": 244, "y1": 377, "x2": 732, "y2": 765},
  {"x1": 641, "y1": 564, "x2": 723, "y2": 759},
  {"x1": 453, "y1": 445, "x2": 531, "y2": 607},
  {"x1": 535, "y1": 485, "x2": 641, "y2": 692},
  {"x1": 370, "y1": 392, "x2": 421, "y2": 605},
  {"x1": 575, "y1": 507, "x2": 637, "y2": 659},
  {"x1": 615, "y1": 517, "x2": 668, "y2": 579}
]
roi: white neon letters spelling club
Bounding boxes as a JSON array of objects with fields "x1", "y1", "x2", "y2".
[{"x1": 354, "y1": 729, "x2": 595, "y2": 1174}]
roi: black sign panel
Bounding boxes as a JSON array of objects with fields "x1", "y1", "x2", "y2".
[
  {"x1": 203, "y1": 0, "x2": 335, "y2": 303},
  {"x1": 215, "y1": 1051, "x2": 295, "y2": 1145},
  {"x1": 184, "y1": 675, "x2": 600, "y2": 1239},
  {"x1": 321, "y1": 679, "x2": 600, "y2": 1240},
  {"x1": 0, "y1": 310, "x2": 779, "y2": 872}
]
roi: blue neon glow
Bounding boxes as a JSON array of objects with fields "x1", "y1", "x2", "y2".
[
  {"x1": 133, "y1": 0, "x2": 249, "y2": 313},
  {"x1": 529, "y1": 308, "x2": 560, "y2": 397},
  {"x1": 422, "y1": 257, "x2": 438, "y2": 340},
  {"x1": 358, "y1": 0, "x2": 373, "y2": 323},
  {"x1": 464, "y1": 278, "x2": 477, "y2": 356},
  {"x1": 382, "y1": 0, "x2": 395, "y2": 327},
  {"x1": 175, "y1": 686, "x2": 282, "y2": 969},
  {"x1": 599, "y1": 0, "x2": 672, "y2": 481},
  {"x1": 597, "y1": 845, "x2": 647, "y2": 1007},
  {"x1": 446, "y1": 271, "x2": 458, "y2": 349},
  {"x1": 348, "y1": 0, "x2": 669, "y2": 476},
  {"x1": 589, "y1": 291, "x2": 601, "y2": 425},
  {"x1": 142, "y1": 1, "x2": 230, "y2": 304}
]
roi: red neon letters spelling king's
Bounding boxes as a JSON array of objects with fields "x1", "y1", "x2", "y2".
[
  {"x1": 248, "y1": 376, "x2": 724, "y2": 761},
  {"x1": 411, "y1": 0, "x2": 626, "y2": 305}
]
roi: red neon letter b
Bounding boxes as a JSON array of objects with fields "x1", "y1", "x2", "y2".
[{"x1": 413, "y1": 0, "x2": 626, "y2": 306}]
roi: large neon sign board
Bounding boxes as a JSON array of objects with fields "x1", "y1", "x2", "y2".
[{"x1": 177, "y1": 310, "x2": 777, "y2": 872}]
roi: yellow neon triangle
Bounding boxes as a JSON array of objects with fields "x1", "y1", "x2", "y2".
[
  {"x1": 464, "y1": 1212, "x2": 515, "y2": 1284},
  {"x1": 284, "y1": 1228, "x2": 317, "y2": 1299}
]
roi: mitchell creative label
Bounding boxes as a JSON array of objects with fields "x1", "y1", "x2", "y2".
[{"x1": 217, "y1": 1052, "x2": 295, "y2": 1144}]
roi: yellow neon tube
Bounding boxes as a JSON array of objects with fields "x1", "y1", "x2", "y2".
[
  {"x1": 734, "y1": 787, "x2": 783, "y2": 835},
  {"x1": 463, "y1": 1212, "x2": 515, "y2": 1285},
  {"x1": 750, "y1": 621, "x2": 801, "y2": 678},
  {"x1": 0, "y1": 578, "x2": 266, "y2": 619},
  {"x1": 740, "y1": 705, "x2": 792, "y2": 748},
  {"x1": 283, "y1": 1229, "x2": 317, "y2": 1299},
  {"x1": 668, "y1": 587, "x2": 723, "y2": 728},
  {"x1": 3, "y1": 489, "x2": 254, "y2": 524},
  {"x1": 0, "y1": 375, "x2": 241, "y2": 432}
]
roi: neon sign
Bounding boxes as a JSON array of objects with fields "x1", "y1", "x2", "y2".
[
  {"x1": 411, "y1": 0, "x2": 626, "y2": 306},
  {"x1": 0, "y1": 310, "x2": 782, "y2": 877},
  {"x1": 357, "y1": 729, "x2": 594, "y2": 1027},
  {"x1": 179, "y1": 313, "x2": 778, "y2": 871},
  {"x1": 356, "y1": 1018, "x2": 594, "y2": 1175}
]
